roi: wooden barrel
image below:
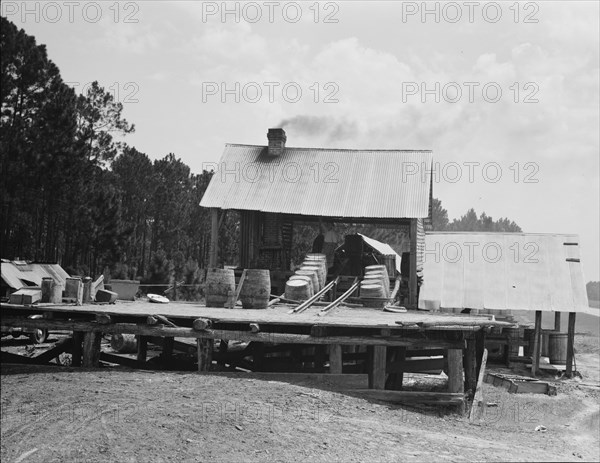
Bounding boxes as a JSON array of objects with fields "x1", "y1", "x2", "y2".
[
  {"x1": 360, "y1": 283, "x2": 385, "y2": 298},
  {"x1": 51, "y1": 282, "x2": 64, "y2": 303},
  {"x1": 110, "y1": 334, "x2": 138, "y2": 353},
  {"x1": 548, "y1": 333, "x2": 568, "y2": 365},
  {"x1": 303, "y1": 258, "x2": 327, "y2": 283},
  {"x1": 285, "y1": 279, "x2": 313, "y2": 301},
  {"x1": 295, "y1": 269, "x2": 319, "y2": 293},
  {"x1": 289, "y1": 275, "x2": 313, "y2": 286},
  {"x1": 205, "y1": 268, "x2": 235, "y2": 307},
  {"x1": 363, "y1": 270, "x2": 389, "y2": 297},
  {"x1": 504, "y1": 327, "x2": 524, "y2": 357},
  {"x1": 239, "y1": 269, "x2": 271, "y2": 310},
  {"x1": 541, "y1": 329, "x2": 555, "y2": 357},
  {"x1": 300, "y1": 264, "x2": 324, "y2": 288},
  {"x1": 304, "y1": 255, "x2": 327, "y2": 277}
]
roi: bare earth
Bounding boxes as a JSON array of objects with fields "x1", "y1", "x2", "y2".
[{"x1": 2, "y1": 314, "x2": 599, "y2": 462}]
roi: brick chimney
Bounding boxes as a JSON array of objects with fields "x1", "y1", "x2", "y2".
[{"x1": 267, "y1": 128, "x2": 286, "y2": 157}]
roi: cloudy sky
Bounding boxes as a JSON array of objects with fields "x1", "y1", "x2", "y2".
[{"x1": 4, "y1": 1, "x2": 599, "y2": 280}]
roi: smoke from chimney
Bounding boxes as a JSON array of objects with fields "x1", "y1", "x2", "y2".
[{"x1": 278, "y1": 115, "x2": 358, "y2": 142}]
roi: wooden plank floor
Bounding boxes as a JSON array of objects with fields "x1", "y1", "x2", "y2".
[{"x1": 3, "y1": 301, "x2": 509, "y2": 330}]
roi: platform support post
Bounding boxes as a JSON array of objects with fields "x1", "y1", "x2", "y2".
[
  {"x1": 531, "y1": 310, "x2": 542, "y2": 376},
  {"x1": 447, "y1": 349, "x2": 464, "y2": 394},
  {"x1": 554, "y1": 312, "x2": 561, "y2": 332},
  {"x1": 137, "y1": 335, "x2": 148, "y2": 363},
  {"x1": 71, "y1": 331, "x2": 84, "y2": 367},
  {"x1": 566, "y1": 312, "x2": 576, "y2": 377},
  {"x1": 82, "y1": 331, "x2": 101, "y2": 367},
  {"x1": 464, "y1": 338, "x2": 477, "y2": 397},
  {"x1": 197, "y1": 338, "x2": 213, "y2": 372},
  {"x1": 209, "y1": 208, "x2": 219, "y2": 267},
  {"x1": 329, "y1": 344, "x2": 342, "y2": 374}
]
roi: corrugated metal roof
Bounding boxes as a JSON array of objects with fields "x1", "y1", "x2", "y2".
[
  {"x1": 418, "y1": 232, "x2": 590, "y2": 313},
  {"x1": 200, "y1": 144, "x2": 433, "y2": 218},
  {"x1": 1, "y1": 262, "x2": 69, "y2": 290},
  {"x1": 358, "y1": 233, "x2": 402, "y2": 275}
]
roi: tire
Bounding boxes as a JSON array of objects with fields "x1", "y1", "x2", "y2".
[{"x1": 29, "y1": 329, "x2": 48, "y2": 344}]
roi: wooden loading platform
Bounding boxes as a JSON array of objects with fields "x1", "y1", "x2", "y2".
[{"x1": 2, "y1": 301, "x2": 510, "y2": 407}]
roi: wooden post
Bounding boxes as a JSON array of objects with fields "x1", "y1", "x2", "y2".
[
  {"x1": 447, "y1": 349, "x2": 464, "y2": 393},
  {"x1": 371, "y1": 346, "x2": 387, "y2": 390},
  {"x1": 82, "y1": 277, "x2": 92, "y2": 303},
  {"x1": 464, "y1": 338, "x2": 477, "y2": 397},
  {"x1": 253, "y1": 342, "x2": 265, "y2": 372},
  {"x1": 329, "y1": 344, "x2": 342, "y2": 374},
  {"x1": 197, "y1": 338, "x2": 213, "y2": 371},
  {"x1": 554, "y1": 312, "x2": 561, "y2": 332},
  {"x1": 218, "y1": 339, "x2": 228, "y2": 367},
  {"x1": 82, "y1": 332, "x2": 102, "y2": 367},
  {"x1": 137, "y1": 335, "x2": 148, "y2": 363},
  {"x1": 409, "y1": 219, "x2": 418, "y2": 307},
  {"x1": 208, "y1": 208, "x2": 219, "y2": 267},
  {"x1": 475, "y1": 329, "x2": 485, "y2": 379},
  {"x1": 71, "y1": 331, "x2": 84, "y2": 367},
  {"x1": 566, "y1": 312, "x2": 576, "y2": 377},
  {"x1": 531, "y1": 310, "x2": 542, "y2": 376}
]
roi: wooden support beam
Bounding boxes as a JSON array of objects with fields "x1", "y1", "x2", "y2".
[
  {"x1": 447, "y1": 349, "x2": 464, "y2": 394},
  {"x1": 385, "y1": 346, "x2": 406, "y2": 390},
  {"x1": 351, "y1": 390, "x2": 465, "y2": 406},
  {"x1": 1, "y1": 317, "x2": 466, "y2": 348},
  {"x1": 408, "y1": 219, "x2": 418, "y2": 307},
  {"x1": 531, "y1": 310, "x2": 542, "y2": 377},
  {"x1": 72, "y1": 331, "x2": 84, "y2": 367},
  {"x1": 209, "y1": 208, "x2": 219, "y2": 267},
  {"x1": 464, "y1": 338, "x2": 477, "y2": 397},
  {"x1": 100, "y1": 352, "x2": 142, "y2": 369},
  {"x1": 329, "y1": 344, "x2": 343, "y2": 374},
  {"x1": 197, "y1": 338, "x2": 213, "y2": 371},
  {"x1": 137, "y1": 335, "x2": 148, "y2": 363},
  {"x1": 475, "y1": 329, "x2": 485, "y2": 379},
  {"x1": 566, "y1": 312, "x2": 576, "y2": 377},
  {"x1": 82, "y1": 331, "x2": 102, "y2": 367},
  {"x1": 371, "y1": 346, "x2": 387, "y2": 390},
  {"x1": 252, "y1": 342, "x2": 265, "y2": 371},
  {"x1": 33, "y1": 337, "x2": 73, "y2": 364},
  {"x1": 554, "y1": 312, "x2": 561, "y2": 332},
  {"x1": 469, "y1": 348, "x2": 488, "y2": 422}
]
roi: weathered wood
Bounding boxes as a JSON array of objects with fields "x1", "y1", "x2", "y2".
[
  {"x1": 352, "y1": 389, "x2": 465, "y2": 406},
  {"x1": 371, "y1": 346, "x2": 387, "y2": 390},
  {"x1": 566, "y1": 312, "x2": 576, "y2": 377},
  {"x1": 9, "y1": 288, "x2": 42, "y2": 305},
  {"x1": 82, "y1": 331, "x2": 102, "y2": 367},
  {"x1": 72, "y1": 331, "x2": 84, "y2": 367},
  {"x1": 154, "y1": 314, "x2": 177, "y2": 327},
  {"x1": 290, "y1": 278, "x2": 339, "y2": 314},
  {"x1": 33, "y1": 337, "x2": 73, "y2": 364},
  {"x1": 192, "y1": 318, "x2": 212, "y2": 331},
  {"x1": 475, "y1": 330, "x2": 485, "y2": 378},
  {"x1": 554, "y1": 312, "x2": 561, "y2": 332},
  {"x1": 96, "y1": 313, "x2": 112, "y2": 324},
  {"x1": 318, "y1": 279, "x2": 359, "y2": 316},
  {"x1": 137, "y1": 335, "x2": 148, "y2": 362},
  {"x1": 469, "y1": 348, "x2": 488, "y2": 422},
  {"x1": 197, "y1": 338, "x2": 213, "y2": 371},
  {"x1": 447, "y1": 349, "x2": 464, "y2": 393},
  {"x1": 329, "y1": 344, "x2": 342, "y2": 374},
  {"x1": 464, "y1": 337, "x2": 477, "y2": 397},
  {"x1": 146, "y1": 316, "x2": 158, "y2": 325},
  {"x1": 386, "y1": 355, "x2": 443, "y2": 374},
  {"x1": 230, "y1": 269, "x2": 247, "y2": 308},
  {"x1": 1, "y1": 317, "x2": 467, "y2": 348},
  {"x1": 90, "y1": 275, "x2": 104, "y2": 301},
  {"x1": 209, "y1": 208, "x2": 219, "y2": 267},
  {"x1": 408, "y1": 219, "x2": 418, "y2": 307},
  {"x1": 531, "y1": 310, "x2": 542, "y2": 376}
]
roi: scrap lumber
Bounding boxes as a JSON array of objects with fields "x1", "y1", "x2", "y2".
[
  {"x1": 99, "y1": 352, "x2": 143, "y2": 369},
  {"x1": 229, "y1": 269, "x2": 247, "y2": 309},
  {"x1": 318, "y1": 278, "x2": 359, "y2": 317},
  {"x1": 484, "y1": 372, "x2": 557, "y2": 395},
  {"x1": 469, "y1": 348, "x2": 488, "y2": 422},
  {"x1": 290, "y1": 277, "x2": 339, "y2": 314},
  {"x1": 90, "y1": 275, "x2": 104, "y2": 300},
  {"x1": 351, "y1": 389, "x2": 465, "y2": 406},
  {"x1": 9, "y1": 288, "x2": 42, "y2": 305}
]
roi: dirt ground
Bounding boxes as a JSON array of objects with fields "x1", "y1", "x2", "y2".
[{"x1": 2, "y1": 313, "x2": 599, "y2": 463}]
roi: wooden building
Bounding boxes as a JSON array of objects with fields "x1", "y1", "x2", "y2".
[{"x1": 200, "y1": 128, "x2": 433, "y2": 306}]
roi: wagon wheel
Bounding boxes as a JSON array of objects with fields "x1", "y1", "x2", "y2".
[{"x1": 29, "y1": 328, "x2": 48, "y2": 344}]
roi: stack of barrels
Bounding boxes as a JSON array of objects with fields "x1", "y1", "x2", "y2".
[
  {"x1": 360, "y1": 264, "x2": 391, "y2": 303},
  {"x1": 285, "y1": 253, "x2": 327, "y2": 302},
  {"x1": 205, "y1": 268, "x2": 271, "y2": 310}
]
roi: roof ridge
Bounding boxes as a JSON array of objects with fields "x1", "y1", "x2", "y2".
[{"x1": 225, "y1": 143, "x2": 432, "y2": 152}]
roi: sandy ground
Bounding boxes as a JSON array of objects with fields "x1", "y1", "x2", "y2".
[{"x1": 1, "y1": 311, "x2": 599, "y2": 463}]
